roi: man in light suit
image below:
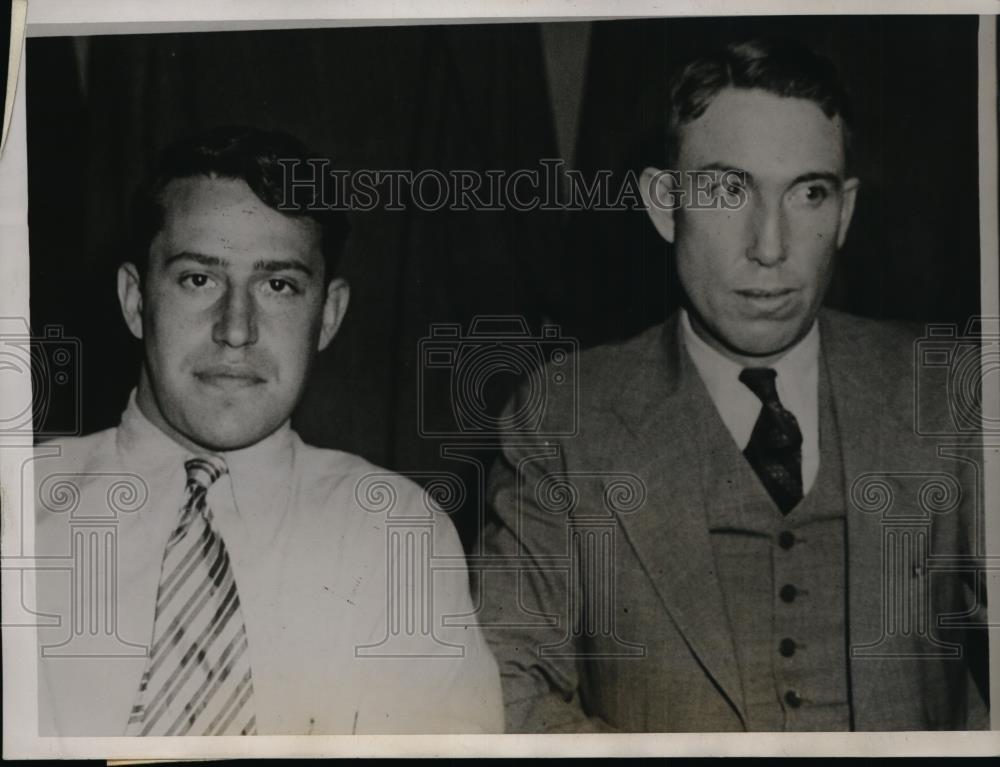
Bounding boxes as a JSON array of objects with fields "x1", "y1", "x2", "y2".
[{"x1": 477, "y1": 38, "x2": 989, "y2": 732}]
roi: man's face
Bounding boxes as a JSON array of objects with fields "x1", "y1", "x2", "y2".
[
  {"x1": 118, "y1": 176, "x2": 348, "y2": 452},
  {"x1": 645, "y1": 87, "x2": 858, "y2": 363}
]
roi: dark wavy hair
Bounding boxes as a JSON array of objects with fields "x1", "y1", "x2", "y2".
[
  {"x1": 666, "y1": 37, "x2": 854, "y2": 167},
  {"x1": 127, "y1": 125, "x2": 350, "y2": 282}
]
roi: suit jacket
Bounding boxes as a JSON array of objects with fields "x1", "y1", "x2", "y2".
[{"x1": 478, "y1": 308, "x2": 989, "y2": 732}]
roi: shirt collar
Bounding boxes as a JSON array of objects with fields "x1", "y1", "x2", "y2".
[
  {"x1": 679, "y1": 308, "x2": 819, "y2": 384},
  {"x1": 679, "y1": 308, "x2": 820, "y2": 447},
  {"x1": 680, "y1": 309, "x2": 745, "y2": 397},
  {"x1": 116, "y1": 388, "x2": 295, "y2": 518},
  {"x1": 117, "y1": 389, "x2": 190, "y2": 472}
]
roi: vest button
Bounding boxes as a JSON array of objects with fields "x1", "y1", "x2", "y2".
[
  {"x1": 779, "y1": 637, "x2": 797, "y2": 657},
  {"x1": 779, "y1": 583, "x2": 799, "y2": 603},
  {"x1": 778, "y1": 531, "x2": 796, "y2": 550},
  {"x1": 785, "y1": 690, "x2": 803, "y2": 708}
]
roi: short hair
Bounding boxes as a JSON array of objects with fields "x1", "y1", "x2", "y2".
[
  {"x1": 666, "y1": 37, "x2": 854, "y2": 168},
  {"x1": 127, "y1": 125, "x2": 350, "y2": 282}
]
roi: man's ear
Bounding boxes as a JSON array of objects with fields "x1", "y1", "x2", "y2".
[
  {"x1": 836, "y1": 177, "x2": 860, "y2": 250},
  {"x1": 639, "y1": 166, "x2": 678, "y2": 244},
  {"x1": 117, "y1": 262, "x2": 144, "y2": 340},
  {"x1": 318, "y1": 277, "x2": 350, "y2": 352}
]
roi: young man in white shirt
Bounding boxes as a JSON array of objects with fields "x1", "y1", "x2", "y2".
[{"x1": 34, "y1": 126, "x2": 503, "y2": 736}]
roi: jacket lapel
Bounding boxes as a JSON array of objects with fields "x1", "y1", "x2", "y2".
[{"x1": 609, "y1": 313, "x2": 747, "y2": 728}]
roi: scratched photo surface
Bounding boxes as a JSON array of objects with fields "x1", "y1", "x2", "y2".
[{"x1": 14, "y1": 13, "x2": 993, "y2": 742}]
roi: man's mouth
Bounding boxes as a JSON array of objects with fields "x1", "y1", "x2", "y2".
[
  {"x1": 194, "y1": 366, "x2": 266, "y2": 387},
  {"x1": 733, "y1": 288, "x2": 799, "y2": 314},
  {"x1": 735, "y1": 288, "x2": 797, "y2": 298}
]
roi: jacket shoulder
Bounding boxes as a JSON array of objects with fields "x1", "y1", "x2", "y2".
[
  {"x1": 822, "y1": 307, "x2": 922, "y2": 348},
  {"x1": 576, "y1": 323, "x2": 668, "y2": 402},
  {"x1": 820, "y1": 308, "x2": 973, "y2": 436},
  {"x1": 497, "y1": 322, "x2": 668, "y2": 436},
  {"x1": 821, "y1": 308, "x2": 928, "y2": 381}
]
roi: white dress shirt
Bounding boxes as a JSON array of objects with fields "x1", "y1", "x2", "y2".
[
  {"x1": 33, "y1": 392, "x2": 503, "y2": 735},
  {"x1": 680, "y1": 309, "x2": 820, "y2": 493}
]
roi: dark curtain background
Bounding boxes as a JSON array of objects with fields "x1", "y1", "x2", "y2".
[{"x1": 26, "y1": 17, "x2": 983, "y2": 549}]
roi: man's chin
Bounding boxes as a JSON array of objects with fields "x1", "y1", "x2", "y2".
[
  {"x1": 183, "y1": 416, "x2": 283, "y2": 452},
  {"x1": 708, "y1": 316, "x2": 811, "y2": 362},
  {"x1": 726, "y1": 330, "x2": 805, "y2": 361}
]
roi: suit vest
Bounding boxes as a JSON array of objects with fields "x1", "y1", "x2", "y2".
[{"x1": 700, "y1": 359, "x2": 852, "y2": 731}]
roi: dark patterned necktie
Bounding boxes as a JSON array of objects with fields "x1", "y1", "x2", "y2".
[
  {"x1": 739, "y1": 367, "x2": 804, "y2": 515},
  {"x1": 126, "y1": 455, "x2": 257, "y2": 736}
]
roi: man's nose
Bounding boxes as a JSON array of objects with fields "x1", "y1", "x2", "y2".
[
  {"x1": 746, "y1": 196, "x2": 786, "y2": 266},
  {"x1": 212, "y1": 287, "x2": 258, "y2": 348}
]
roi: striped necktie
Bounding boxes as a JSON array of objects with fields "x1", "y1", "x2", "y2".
[
  {"x1": 126, "y1": 455, "x2": 257, "y2": 736},
  {"x1": 739, "y1": 367, "x2": 804, "y2": 515}
]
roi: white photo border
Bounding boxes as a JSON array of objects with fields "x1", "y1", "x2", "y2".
[{"x1": 1, "y1": 0, "x2": 997, "y2": 759}]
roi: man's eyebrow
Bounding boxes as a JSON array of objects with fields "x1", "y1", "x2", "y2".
[
  {"x1": 693, "y1": 164, "x2": 843, "y2": 189},
  {"x1": 161, "y1": 252, "x2": 314, "y2": 277},
  {"x1": 164, "y1": 251, "x2": 226, "y2": 268},
  {"x1": 695, "y1": 162, "x2": 745, "y2": 174},
  {"x1": 253, "y1": 259, "x2": 314, "y2": 277},
  {"x1": 693, "y1": 163, "x2": 756, "y2": 186},
  {"x1": 789, "y1": 171, "x2": 843, "y2": 188}
]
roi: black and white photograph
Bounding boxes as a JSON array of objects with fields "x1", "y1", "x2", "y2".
[{"x1": 1, "y1": 0, "x2": 997, "y2": 759}]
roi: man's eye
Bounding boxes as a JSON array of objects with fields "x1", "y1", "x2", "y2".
[
  {"x1": 790, "y1": 183, "x2": 831, "y2": 207},
  {"x1": 711, "y1": 172, "x2": 746, "y2": 203},
  {"x1": 180, "y1": 273, "x2": 216, "y2": 289},
  {"x1": 265, "y1": 278, "x2": 299, "y2": 295},
  {"x1": 805, "y1": 185, "x2": 827, "y2": 201},
  {"x1": 722, "y1": 179, "x2": 745, "y2": 195},
  {"x1": 710, "y1": 177, "x2": 739, "y2": 194}
]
